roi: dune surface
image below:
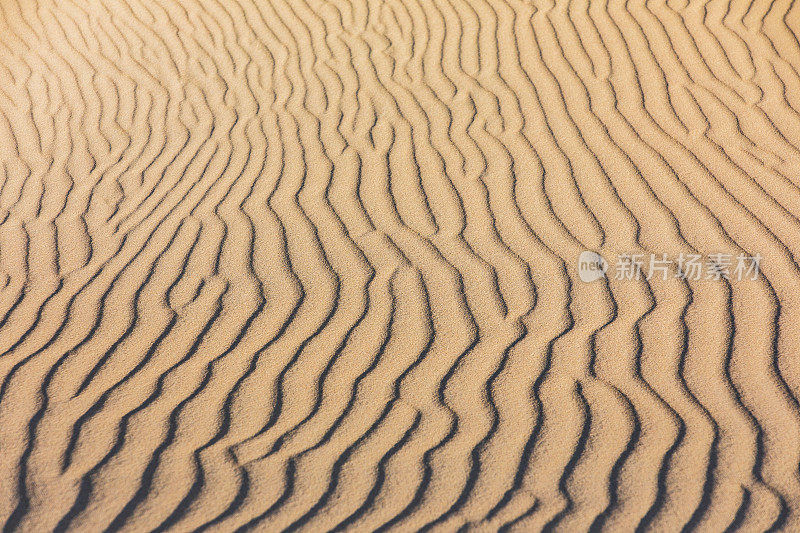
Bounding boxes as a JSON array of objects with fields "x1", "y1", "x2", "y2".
[{"x1": 2, "y1": 0, "x2": 800, "y2": 530}]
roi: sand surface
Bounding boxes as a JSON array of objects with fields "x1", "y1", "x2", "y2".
[{"x1": 1, "y1": 0, "x2": 800, "y2": 530}]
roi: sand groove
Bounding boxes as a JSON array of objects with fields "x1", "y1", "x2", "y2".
[{"x1": 1, "y1": 0, "x2": 800, "y2": 530}]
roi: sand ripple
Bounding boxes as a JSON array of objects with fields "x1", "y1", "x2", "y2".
[{"x1": 1, "y1": 0, "x2": 800, "y2": 530}]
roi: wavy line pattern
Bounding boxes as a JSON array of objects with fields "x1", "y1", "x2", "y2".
[{"x1": 1, "y1": 0, "x2": 800, "y2": 530}]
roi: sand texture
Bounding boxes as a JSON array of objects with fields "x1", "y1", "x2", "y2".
[{"x1": 2, "y1": 0, "x2": 800, "y2": 530}]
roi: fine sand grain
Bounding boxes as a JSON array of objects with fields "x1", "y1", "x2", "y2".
[{"x1": 2, "y1": 0, "x2": 800, "y2": 530}]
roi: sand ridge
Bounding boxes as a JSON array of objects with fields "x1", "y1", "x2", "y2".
[{"x1": 1, "y1": 0, "x2": 800, "y2": 530}]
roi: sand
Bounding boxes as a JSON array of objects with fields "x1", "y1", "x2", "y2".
[{"x1": 1, "y1": 0, "x2": 800, "y2": 530}]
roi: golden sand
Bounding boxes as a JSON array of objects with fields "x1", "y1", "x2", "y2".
[{"x1": 1, "y1": 0, "x2": 800, "y2": 530}]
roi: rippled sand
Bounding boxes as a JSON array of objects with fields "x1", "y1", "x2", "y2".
[{"x1": 2, "y1": 0, "x2": 800, "y2": 530}]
